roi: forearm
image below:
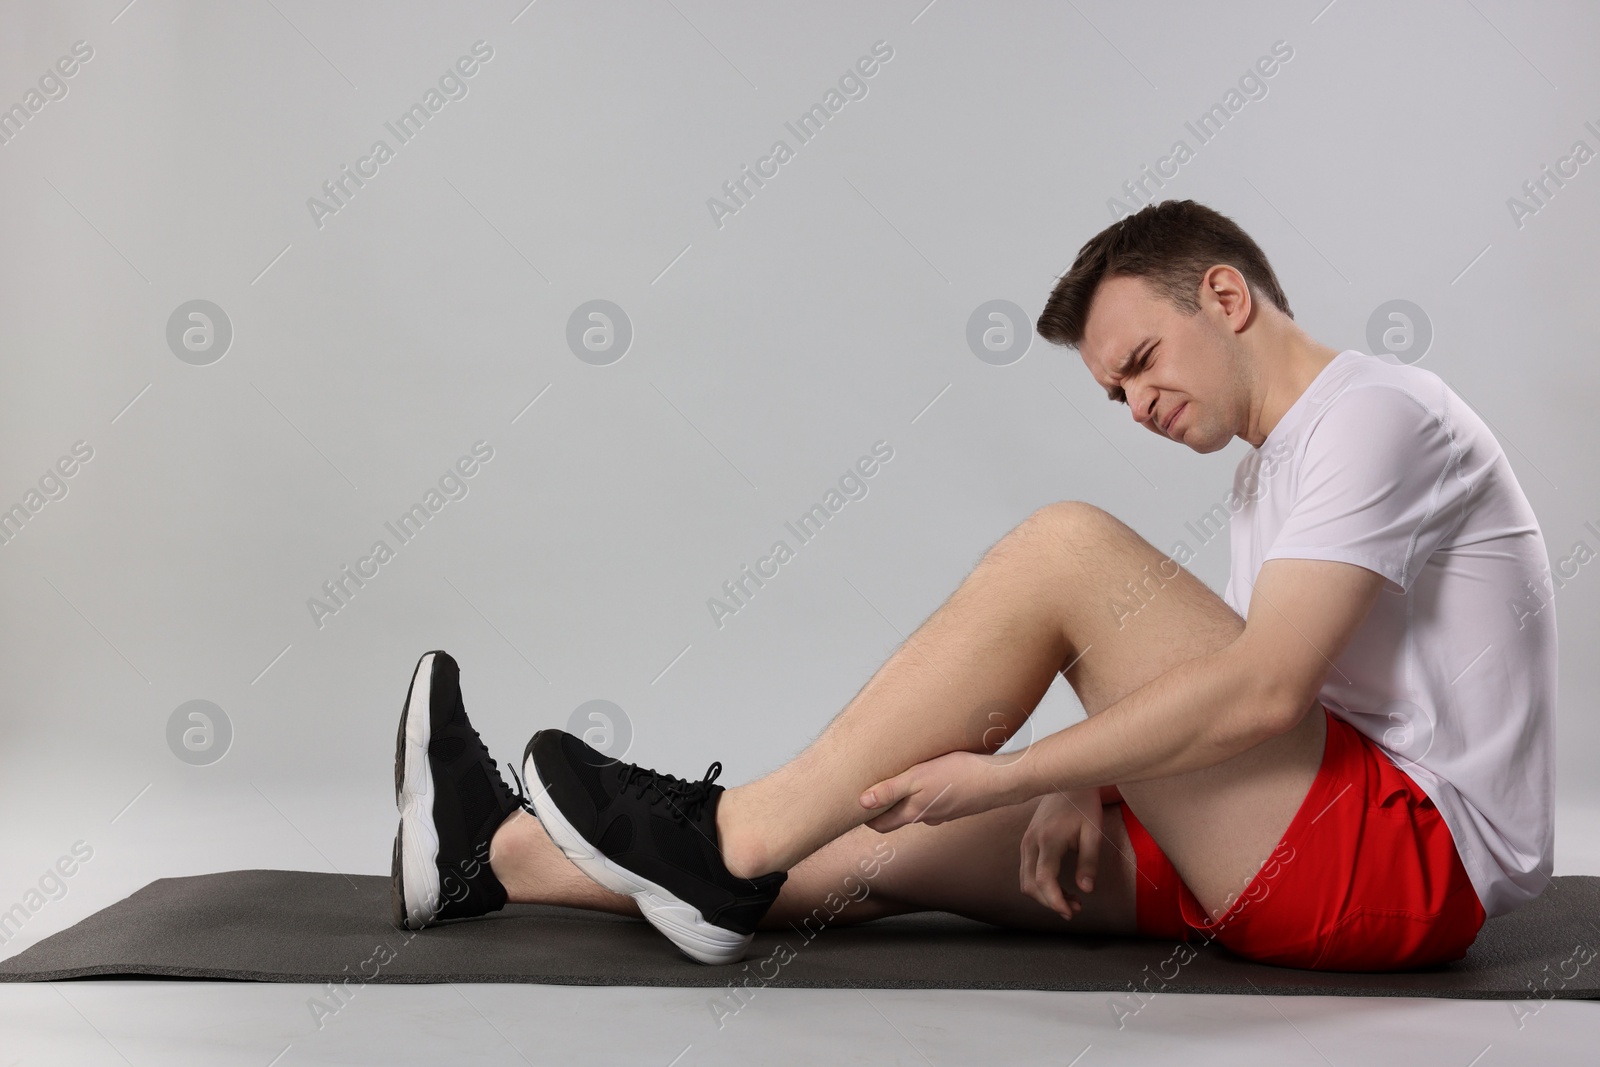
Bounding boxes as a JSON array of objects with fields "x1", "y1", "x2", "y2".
[{"x1": 1006, "y1": 644, "x2": 1285, "y2": 802}]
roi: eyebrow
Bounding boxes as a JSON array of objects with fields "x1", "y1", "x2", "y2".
[{"x1": 1104, "y1": 337, "x2": 1155, "y2": 401}]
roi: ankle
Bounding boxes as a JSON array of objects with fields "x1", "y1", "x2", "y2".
[
  {"x1": 716, "y1": 786, "x2": 780, "y2": 879},
  {"x1": 488, "y1": 809, "x2": 539, "y2": 900}
]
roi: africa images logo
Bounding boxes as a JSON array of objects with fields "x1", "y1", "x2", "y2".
[
  {"x1": 306, "y1": 441, "x2": 495, "y2": 629},
  {"x1": 306, "y1": 41, "x2": 495, "y2": 230},
  {"x1": 706, "y1": 440, "x2": 894, "y2": 630},
  {"x1": 705, "y1": 40, "x2": 895, "y2": 230}
]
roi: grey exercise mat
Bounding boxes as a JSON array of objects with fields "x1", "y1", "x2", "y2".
[{"x1": 3, "y1": 870, "x2": 1598, "y2": 1000}]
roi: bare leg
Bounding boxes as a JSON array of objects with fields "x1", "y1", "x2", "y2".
[
  {"x1": 714, "y1": 506, "x2": 1078, "y2": 880},
  {"x1": 491, "y1": 809, "x2": 641, "y2": 919},
  {"x1": 758, "y1": 799, "x2": 1140, "y2": 935},
  {"x1": 490, "y1": 794, "x2": 1142, "y2": 934},
  {"x1": 1044, "y1": 505, "x2": 1326, "y2": 920},
  {"x1": 713, "y1": 502, "x2": 1325, "y2": 922},
  {"x1": 495, "y1": 501, "x2": 1323, "y2": 927}
]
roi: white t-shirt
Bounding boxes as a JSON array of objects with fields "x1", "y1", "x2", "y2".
[{"x1": 1222, "y1": 349, "x2": 1557, "y2": 919}]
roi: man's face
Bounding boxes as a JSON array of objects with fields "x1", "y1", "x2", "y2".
[{"x1": 1078, "y1": 273, "x2": 1240, "y2": 454}]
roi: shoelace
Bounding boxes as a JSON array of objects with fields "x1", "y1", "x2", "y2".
[
  {"x1": 503, "y1": 746, "x2": 724, "y2": 825},
  {"x1": 622, "y1": 761, "x2": 723, "y2": 824},
  {"x1": 505, "y1": 760, "x2": 538, "y2": 817}
]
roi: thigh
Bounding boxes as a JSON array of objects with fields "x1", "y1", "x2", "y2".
[
  {"x1": 1040, "y1": 502, "x2": 1327, "y2": 923},
  {"x1": 762, "y1": 796, "x2": 1142, "y2": 936}
]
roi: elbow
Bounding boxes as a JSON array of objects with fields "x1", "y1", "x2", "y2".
[
  {"x1": 1239, "y1": 652, "x2": 1318, "y2": 742},
  {"x1": 1257, "y1": 683, "x2": 1321, "y2": 741},
  {"x1": 1221, "y1": 642, "x2": 1321, "y2": 749}
]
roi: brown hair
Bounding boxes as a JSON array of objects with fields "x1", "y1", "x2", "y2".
[{"x1": 1036, "y1": 199, "x2": 1292, "y2": 349}]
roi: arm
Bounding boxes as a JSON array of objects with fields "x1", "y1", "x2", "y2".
[
  {"x1": 1005, "y1": 557, "x2": 1387, "y2": 801},
  {"x1": 858, "y1": 556, "x2": 1387, "y2": 830},
  {"x1": 987, "y1": 387, "x2": 1462, "y2": 812}
]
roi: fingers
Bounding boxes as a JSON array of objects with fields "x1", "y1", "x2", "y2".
[
  {"x1": 1023, "y1": 835, "x2": 1080, "y2": 920},
  {"x1": 1075, "y1": 816, "x2": 1102, "y2": 895},
  {"x1": 862, "y1": 775, "x2": 957, "y2": 831},
  {"x1": 864, "y1": 804, "x2": 908, "y2": 833},
  {"x1": 859, "y1": 775, "x2": 902, "y2": 812},
  {"x1": 1038, "y1": 851, "x2": 1082, "y2": 919},
  {"x1": 860, "y1": 773, "x2": 909, "y2": 832}
]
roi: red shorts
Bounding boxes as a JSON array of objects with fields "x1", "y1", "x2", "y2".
[{"x1": 1120, "y1": 704, "x2": 1487, "y2": 971}]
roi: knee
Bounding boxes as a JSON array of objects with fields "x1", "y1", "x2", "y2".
[
  {"x1": 1010, "y1": 501, "x2": 1116, "y2": 547},
  {"x1": 980, "y1": 503, "x2": 1133, "y2": 588},
  {"x1": 1032, "y1": 500, "x2": 1111, "y2": 526}
]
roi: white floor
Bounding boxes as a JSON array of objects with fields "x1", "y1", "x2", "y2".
[
  {"x1": 2, "y1": 982, "x2": 1596, "y2": 1066},
  {"x1": 3, "y1": 796, "x2": 1598, "y2": 1065}
]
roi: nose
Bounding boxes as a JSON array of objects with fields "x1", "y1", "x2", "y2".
[{"x1": 1130, "y1": 386, "x2": 1160, "y2": 430}]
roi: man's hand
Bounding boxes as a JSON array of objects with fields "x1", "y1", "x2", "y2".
[
  {"x1": 1020, "y1": 788, "x2": 1104, "y2": 920},
  {"x1": 858, "y1": 750, "x2": 1023, "y2": 832}
]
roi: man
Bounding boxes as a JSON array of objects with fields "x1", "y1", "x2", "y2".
[{"x1": 390, "y1": 199, "x2": 1557, "y2": 972}]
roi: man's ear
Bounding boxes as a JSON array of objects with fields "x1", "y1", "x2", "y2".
[{"x1": 1202, "y1": 264, "x2": 1252, "y2": 333}]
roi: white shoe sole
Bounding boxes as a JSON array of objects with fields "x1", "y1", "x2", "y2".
[
  {"x1": 397, "y1": 652, "x2": 442, "y2": 928},
  {"x1": 524, "y1": 752, "x2": 752, "y2": 966}
]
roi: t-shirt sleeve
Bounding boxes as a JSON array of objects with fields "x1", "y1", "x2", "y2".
[{"x1": 1262, "y1": 384, "x2": 1472, "y2": 594}]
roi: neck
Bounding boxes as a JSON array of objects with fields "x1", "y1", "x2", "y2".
[{"x1": 1242, "y1": 328, "x2": 1341, "y2": 449}]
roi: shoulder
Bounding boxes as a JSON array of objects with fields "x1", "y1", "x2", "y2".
[{"x1": 1304, "y1": 366, "x2": 1450, "y2": 446}]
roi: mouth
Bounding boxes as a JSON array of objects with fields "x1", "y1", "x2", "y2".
[{"x1": 1163, "y1": 402, "x2": 1186, "y2": 435}]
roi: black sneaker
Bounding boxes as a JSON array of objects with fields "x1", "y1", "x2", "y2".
[
  {"x1": 523, "y1": 730, "x2": 788, "y2": 965},
  {"x1": 392, "y1": 650, "x2": 531, "y2": 930}
]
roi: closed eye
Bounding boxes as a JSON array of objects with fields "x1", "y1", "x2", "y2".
[{"x1": 1107, "y1": 347, "x2": 1154, "y2": 404}]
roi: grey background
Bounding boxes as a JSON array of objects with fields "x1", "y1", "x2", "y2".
[{"x1": 3, "y1": 0, "x2": 1598, "y2": 982}]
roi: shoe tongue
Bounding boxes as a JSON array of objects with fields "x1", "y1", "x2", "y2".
[
  {"x1": 652, "y1": 772, "x2": 723, "y2": 826},
  {"x1": 685, "y1": 778, "x2": 723, "y2": 818}
]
